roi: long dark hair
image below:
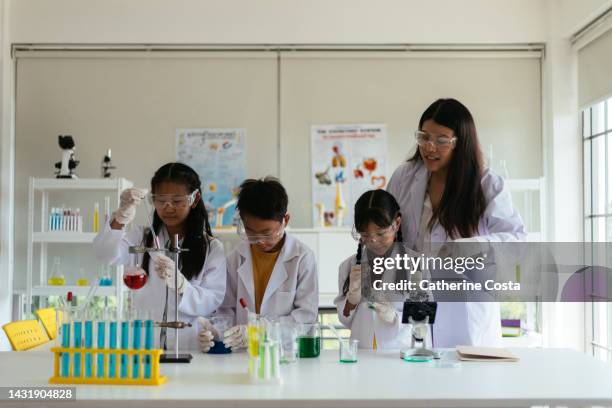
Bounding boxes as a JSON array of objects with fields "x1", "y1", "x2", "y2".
[
  {"x1": 409, "y1": 98, "x2": 486, "y2": 239},
  {"x1": 142, "y1": 162, "x2": 213, "y2": 280},
  {"x1": 342, "y1": 190, "x2": 403, "y2": 296}
]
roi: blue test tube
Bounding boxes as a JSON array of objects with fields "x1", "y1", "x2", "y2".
[
  {"x1": 120, "y1": 320, "x2": 129, "y2": 378},
  {"x1": 84, "y1": 319, "x2": 93, "y2": 377},
  {"x1": 60, "y1": 320, "x2": 71, "y2": 377},
  {"x1": 144, "y1": 319, "x2": 154, "y2": 379},
  {"x1": 73, "y1": 320, "x2": 82, "y2": 377},
  {"x1": 97, "y1": 319, "x2": 106, "y2": 378},
  {"x1": 108, "y1": 319, "x2": 118, "y2": 378},
  {"x1": 132, "y1": 319, "x2": 142, "y2": 379}
]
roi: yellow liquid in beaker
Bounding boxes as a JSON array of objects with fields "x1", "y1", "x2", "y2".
[
  {"x1": 247, "y1": 326, "x2": 260, "y2": 357},
  {"x1": 76, "y1": 278, "x2": 90, "y2": 286},
  {"x1": 48, "y1": 276, "x2": 65, "y2": 286}
]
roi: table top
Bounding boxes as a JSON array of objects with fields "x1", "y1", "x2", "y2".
[{"x1": 1, "y1": 347, "x2": 611, "y2": 407}]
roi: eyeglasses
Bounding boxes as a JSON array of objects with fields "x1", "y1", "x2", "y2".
[
  {"x1": 237, "y1": 218, "x2": 286, "y2": 244},
  {"x1": 415, "y1": 130, "x2": 457, "y2": 150},
  {"x1": 351, "y1": 224, "x2": 398, "y2": 243},
  {"x1": 149, "y1": 190, "x2": 198, "y2": 209}
]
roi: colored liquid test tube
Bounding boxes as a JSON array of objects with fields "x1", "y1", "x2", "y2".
[
  {"x1": 84, "y1": 320, "x2": 93, "y2": 377},
  {"x1": 132, "y1": 320, "x2": 142, "y2": 379},
  {"x1": 60, "y1": 322, "x2": 71, "y2": 377},
  {"x1": 108, "y1": 321, "x2": 117, "y2": 377},
  {"x1": 73, "y1": 321, "x2": 82, "y2": 377},
  {"x1": 97, "y1": 321, "x2": 106, "y2": 378},
  {"x1": 120, "y1": 321, "x2": 129, "y2": 378},
  {"x1": 144, "y1": 319, "x2": 154, "y2": 379}
]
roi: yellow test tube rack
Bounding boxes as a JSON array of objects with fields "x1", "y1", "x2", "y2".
[{"x1": 49, "y1": 347, "x2": 167, "y2": 386}]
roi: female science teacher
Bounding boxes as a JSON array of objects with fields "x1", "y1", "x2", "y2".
[{"x1": 386, "y1": 98, "x2": 526, "y2": 347}]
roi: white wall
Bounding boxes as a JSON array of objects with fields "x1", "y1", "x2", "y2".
[
  {"x1": 9, "y1": 0, "x2": 548, "y2": 44},
  {"x1": 556, "y1": 0, "x2": 612, "y2": 38},
  {"x1": 0, "y1": 0, "x2": 597, "y2": 351}
]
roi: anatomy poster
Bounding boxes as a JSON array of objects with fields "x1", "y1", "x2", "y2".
[
  {"x1": 311, "y1": 124, "x2": 388, "y2": 228},
  {"x1": 176, "y1": 128, "x2": 246, "y2": 228}
]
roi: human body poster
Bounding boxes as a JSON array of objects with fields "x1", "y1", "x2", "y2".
[
  {"x1": 311, "y1": 124, "x2": 388, "y2": 227},
  {"x1": 176, "y1": 128, "x2": 246, "y2": 228}
]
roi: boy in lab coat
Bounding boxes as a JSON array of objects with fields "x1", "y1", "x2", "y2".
[{"x1": 216, "y1": 177, "x2": 319, "y2": 350}]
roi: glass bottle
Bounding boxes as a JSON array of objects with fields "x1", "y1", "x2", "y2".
[{"x1": 48, "y1": 257, "x2": 65, "y2": 286}]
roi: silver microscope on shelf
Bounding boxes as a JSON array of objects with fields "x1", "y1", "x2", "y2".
[
  {"x1": 399, "y1": 301, "x2": 441, "y2": 360},
  {"x1": 129, "y1": 233, "x2": 193, "y2": 363}
]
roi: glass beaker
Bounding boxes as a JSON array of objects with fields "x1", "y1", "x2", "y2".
[
  {"x1": 98, "y1": 265, "x2": 113, "y2": 286},
  {"x1": 48, "y1": 257, "x2": 65, "y2": 286},
  {"x1": 339, "y1": 339, "x2": 359, "y2": 363},
  {"x1": 297, "y1": 322, "x2": 321, "y2": 358},
  {"x1": 277, "y1": 318, "x2": 298, "y2": 364},
  {"x1": 208, "y1": 315, "x2": 233, "y2": 354}
]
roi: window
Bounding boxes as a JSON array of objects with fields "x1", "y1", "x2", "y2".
[{"x1": 583, "y1": 97, "x2": 612, "y2": 361}]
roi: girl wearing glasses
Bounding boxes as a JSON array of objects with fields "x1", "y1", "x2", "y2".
[
  {"x1": 93, "y1": 162, "x2": 227, "y2": 352},
  {"x1": 387, "y1": 98, "x2": 525, "y2": 347},
  {"x1": 217, "y1": 177, "x2": 319, "y2": 350},
  {"x1": 335, "y1": 189, "x2": 424, "y2": 349}
]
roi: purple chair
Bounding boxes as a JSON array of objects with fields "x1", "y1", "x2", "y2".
[{"x1": 560, "y1": 266, "x2": 610, "y2": 301}]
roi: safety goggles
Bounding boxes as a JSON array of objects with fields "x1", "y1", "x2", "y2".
[
  {"x1": 415, "y1": 130, "x2": 457, "y2": 151},
  {"x1": 237, "y1": 218, "x2": 286, "y2": 244},
  {"x1": 351, "y1": 223, "x2": 398, "y2": 243},
  {"x1": 149, "y1": 190, "x2": 198, "y2": 209}
]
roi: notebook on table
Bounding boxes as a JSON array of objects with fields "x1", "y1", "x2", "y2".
[{"x1": 456, "y1": 346, "x2": 519, "y2": 362}]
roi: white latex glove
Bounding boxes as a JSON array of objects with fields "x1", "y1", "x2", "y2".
[
  {"x1": 152, "y1": 253, "x2": 186, "y2": 294},
  {"x1": 223, "y1": 324, "x2": 248, "y2": 349},
  {"x1": 111, "y1": 188, "x2": 147, "y2": 225},
  {"x1": 346, "y1": 264, "x2": 362, "y2": 305},
  {"x1": 370, "y1": 302, "x2": 397, "y2": 324},
  {"x1": 197, "y1": 317, "x2": 219, "y2": 353}
]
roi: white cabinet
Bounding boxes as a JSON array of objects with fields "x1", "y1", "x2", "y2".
[{"x1": 292, "y1": 228, "x2": 356, "y2": 308}]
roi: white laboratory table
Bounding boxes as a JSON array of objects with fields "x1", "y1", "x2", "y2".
[{"x1": 0, "y1": 348, "x2": 611, "y2": 407}]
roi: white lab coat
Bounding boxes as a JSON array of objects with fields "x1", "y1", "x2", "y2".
[
  {"x1": 93, "y1": 222, "x2": 227, "y2": 350},
  {"x1": 334, "y1": 254, "x2": 412, "y2": 349},
  {"x1": 218, "y1": 232, "x2": 319, "y2": 325},
  {"x1": 387, "y1": 160, "x2": 526, "y2": 348}
]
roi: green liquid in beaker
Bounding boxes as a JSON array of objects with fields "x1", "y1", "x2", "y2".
[{"x1": 298, "y1": 336, "x2": 320, "y2": 358}]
